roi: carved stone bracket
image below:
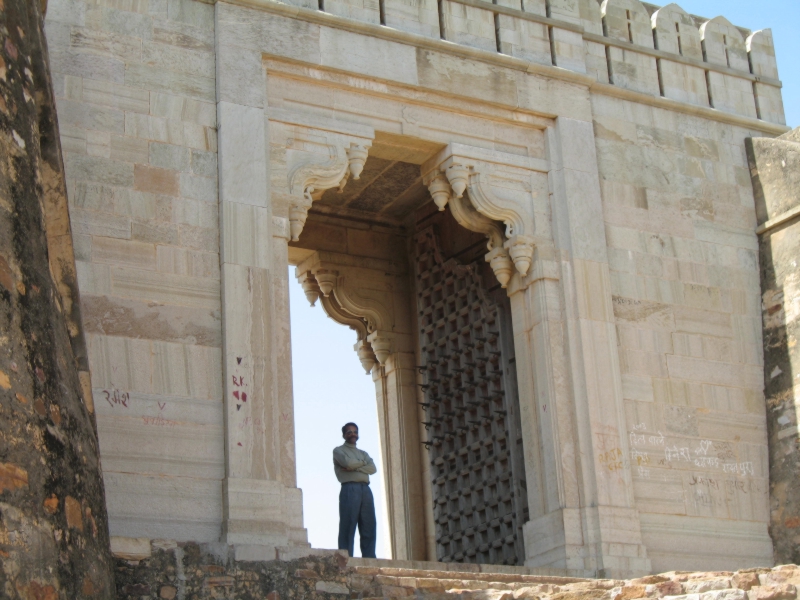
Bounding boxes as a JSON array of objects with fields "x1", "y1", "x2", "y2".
[
  {"x1": 296, "y1": 269, "x2": 379, "y2": 373},
  {"x1": 423, "y1": 169, "x2": 515, "y2": 288},
  {"x1": 287, "y1": 141, "x2": 372, "y2": 241},
  {"x1": 295, "y1": 253, "x2": 399, "y2": 373},
  {"x1": 422, "y1": 144, "x2": 543, "y2": 283}
]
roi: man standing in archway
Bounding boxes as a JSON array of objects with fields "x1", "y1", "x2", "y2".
[{"x1": 334, "y1": 422, "x2": 378, "y2": 558}]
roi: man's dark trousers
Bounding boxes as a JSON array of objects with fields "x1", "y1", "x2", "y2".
[{"x1": 338, "y1": 482, "x2": 377, "y2": 558}]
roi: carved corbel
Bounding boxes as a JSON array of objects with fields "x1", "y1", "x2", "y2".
[
  {"x1": 425, "y1": 171, "x2": 451, "y2": 212},
  {"x1": 424, "y1": 170, "x2": 516, "y2": 288},
  {"x1": 294, "y1": 268, "x2": 378, "y2": 373},
  {"x1": 320, "y1": 293, "x2": 378, "y2": 374},
  {"x1": 295, "y1": 254, "x2": 395, "y2": 369},
  {"x1": 328, "y1": 273, "x2": 394, "y2": 366},
  {"x1": 287, "y1": 142, "x2": 371, "y2": 241},
  {"x1": 485, "y1": 247, "x2": 515, "y2": 289},
  {"x1": 465, "y1": 171, "x2": 536, "y2": 277},
  {"x1": 354, "y1": 340, "x2": 378, "y2": 374},
  {"x1": 444, "y1": 164, "x2": 468, "y2": 199},
  {"x1": 298, "y1": 270, "x2": 321, "y2": 306},
  {"x1": 314, "y1": 269, "x2": 338, "y2": 298},
  {"x1": 346, "y1": 144, "x2": 369, "y2": 179},
  {"x1": 505, "y1": 235, "x2": 536, "y2": 278},
  {"x1": 422, "y1": 144, "x2": 540, "y2": 278},
  {"x1": 367, "y1": 331, "x2": 393, "y2": 366}
]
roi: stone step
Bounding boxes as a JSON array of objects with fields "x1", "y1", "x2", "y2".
[{"x1": 347, "y1": 557, "x2": 595, "y2": 581}]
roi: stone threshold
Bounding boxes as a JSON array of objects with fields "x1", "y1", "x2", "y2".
[
  {"x1": 347, "y1": 557, "x2": 594, "y2": 580},
  {"x1": 270, "y1": 545, "x2": 594, "y2": 579}
]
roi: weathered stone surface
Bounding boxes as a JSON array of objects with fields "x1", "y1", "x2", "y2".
[
  {"x1": 747, "y1": 128, "x2": 800, "y2": 566},
  {"x1": 42, "y1": 0, "x2": 790, "y2": 577},
  {"x1": 114, "y1": 552, "x2": 800, "y2": 600},
  {"x1": 0, "y1": 0, "x2": 114, "y2": 595}
]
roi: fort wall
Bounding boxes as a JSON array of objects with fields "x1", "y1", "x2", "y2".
[
  {"x1": 44, "y1": 0, "x2": 224, "y2": 543},
  {"x1": 42, "y1": 0, "x2": 790, "y2": 576}
]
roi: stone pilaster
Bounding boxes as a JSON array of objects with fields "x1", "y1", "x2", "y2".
[
  {"x1": 535, "y1": 116, "x2": 650, "y2": 577},
  {"x1": 216, "y1": 10, "x2": 308, "y2": 556}
]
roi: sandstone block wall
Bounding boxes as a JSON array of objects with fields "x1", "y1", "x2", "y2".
[
  {"x1": 41, "y1": 0, "x2": 790, "y2": 575},
  {"x1": 594, "y1": 95, "x2": 773, "y2": 571},
  {"x1": 44, "y1": 0, "x2": 224, "y2": 543}
]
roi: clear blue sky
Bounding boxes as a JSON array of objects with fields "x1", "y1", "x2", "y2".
[
  {"x1": 289, "y1": 271, "x2": 390, "y2": 556},
  {"x1": 289, "y1": 0, "x2": 796, "y2": 559}
]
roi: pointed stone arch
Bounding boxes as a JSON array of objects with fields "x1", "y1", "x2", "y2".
[{"x1": 293, "y1": 249, "x2": 426, "y2": 561}]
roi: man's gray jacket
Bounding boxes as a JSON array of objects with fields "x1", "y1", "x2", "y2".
[{"x1": 333, "y1": 442, "x2": 377, "y2": 483}]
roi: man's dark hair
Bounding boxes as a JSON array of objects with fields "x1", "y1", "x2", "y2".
[{"x1": 342, "y1": 422, "x2": 358, "y2": 435}]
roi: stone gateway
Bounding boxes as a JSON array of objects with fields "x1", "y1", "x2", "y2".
[{"x1": 35, "y1": 0, "x2": 797, "y2": 580}]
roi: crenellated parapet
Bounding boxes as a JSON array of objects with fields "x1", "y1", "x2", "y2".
[{"x1": 269, "y1": 0, "x2": 785, "y2": 126}]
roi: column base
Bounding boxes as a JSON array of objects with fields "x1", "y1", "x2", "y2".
[
  {"x1": 222, "y1": 478, "x2": 308, "y2": 548},
  {"x1": 523, "y1": 507, "x2": 651, "y2": 578}
]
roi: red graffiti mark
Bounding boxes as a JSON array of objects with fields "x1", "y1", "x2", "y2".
[
  {"x1": 232, "y1": 375, "x2": 245, "y2": 387},
  {"x1": 104, "y1": 389, "x2": 130, "y2": 408},
  {"x1": 237, "y1": 442, "x2": 243, "y2": 446},
  {"x1": 233, "y1": 390, "x2": 248, "y2": 402},
  {"x1": 238, "y1": 417, "x2": 267, "y2": 433},
  {"x1": 281, "y1": 412, "x2": 289, "y2": 422}
]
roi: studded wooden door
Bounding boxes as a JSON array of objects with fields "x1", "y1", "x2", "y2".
[{"x1": 414, "y1": 226, "x2": 529, "y2": 566}]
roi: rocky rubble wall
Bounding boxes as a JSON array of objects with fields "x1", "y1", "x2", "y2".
[
  {"x1": 0, "y1": 0, "x2": 115, "y2": 596},
  {"x1": 114, "y1": 544, "x2": 800, "y2": 600},
  {"x1": 747, "y1": 128, "x2": 800, "y2": 565}
]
